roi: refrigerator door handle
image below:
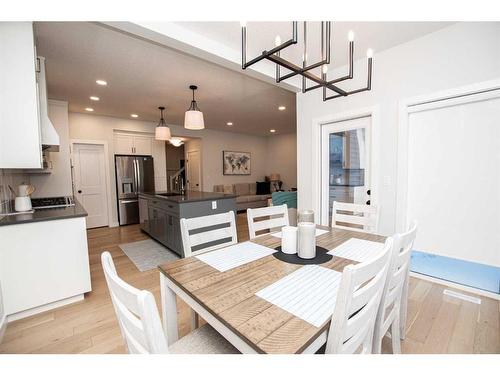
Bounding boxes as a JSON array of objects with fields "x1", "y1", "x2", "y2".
[{"x1": 133, "y1": 159, "x2": 140, "y2": 193}]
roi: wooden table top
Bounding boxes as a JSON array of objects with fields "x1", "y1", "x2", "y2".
[{"x1": 158, "y1": 226, "x2": 386, "y2": 354}]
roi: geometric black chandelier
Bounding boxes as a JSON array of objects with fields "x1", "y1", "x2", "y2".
[{"x1": 241, "y1": 22, "x2": 373, "y2": 101}]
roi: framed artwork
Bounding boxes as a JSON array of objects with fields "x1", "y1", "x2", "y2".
[{"x1": 223, "y1": 150, "x2": 251, "y2": 175}]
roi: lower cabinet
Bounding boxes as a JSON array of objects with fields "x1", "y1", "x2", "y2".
[{"x1": 147, "y1": 204, "x2": 182, "y2": 256}]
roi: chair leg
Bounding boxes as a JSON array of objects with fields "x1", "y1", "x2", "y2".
[
  {"x1": 400, "y1": 276, "x2": 409, "y2": 340},
  {"x1": 190, "y1": 309, "x2": 199, "y2": 330},
  {"x1": 391, "y1": 312, "x2": 402, "y2": 354}
]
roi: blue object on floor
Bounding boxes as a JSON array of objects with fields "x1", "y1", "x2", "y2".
[{"x1": 410, "y1": 250, "x2": 500, "y2": 294}]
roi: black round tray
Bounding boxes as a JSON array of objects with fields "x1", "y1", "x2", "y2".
[{"x1": 273, "y1": 246, "x2": 333, "y2": 265}]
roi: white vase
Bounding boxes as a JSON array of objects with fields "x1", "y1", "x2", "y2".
[
  {"x1": 281, "y1": 226, "x2": 298, "y2": 254},
  {"x1": 298, "y1": 222, "x2": 316, "y2": 259}
]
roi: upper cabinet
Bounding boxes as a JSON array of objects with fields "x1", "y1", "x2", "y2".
[
  {"x1": 113, "y1": 132, "x2": 153, "y2": 156},
  {"x1": 0, "y1": 22, "x2": 42, "y2": 169}
]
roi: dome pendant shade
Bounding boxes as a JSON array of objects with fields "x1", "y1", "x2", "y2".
[
  {"x1": 155, "y1": 106, "x2": 171, "y2": 141},
  {"x1": 184, "y1": 85, "x2": 205, "y2": 130}
]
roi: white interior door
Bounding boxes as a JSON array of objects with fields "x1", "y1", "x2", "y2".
[
  {"x1": 404, "y1": 90, "x2": 500, "y2": 267},
  {"x1": 321, "y1": 116, "x2": 372, "y2": 225},
  {"x1": 186, "y1": 150, "x2": 201, "y2": 191},
  {"x1": 72, "y1": 143, "x2": 109, "y2": 229}
]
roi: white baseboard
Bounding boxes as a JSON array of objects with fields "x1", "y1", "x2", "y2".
[
  {"x1": 410, "y1": 272, "x2": 500, "y2": 301},
  {"x1": 109, "y1": 221, "x2": 119, "y2": 228},
  {"x1": 7, "y1": 294, "x2": 85, "y2": 322}
]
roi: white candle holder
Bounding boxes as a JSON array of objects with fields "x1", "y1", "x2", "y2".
[
  {"x1": 297, "y1": 222, "x2": 316, "y2": 259},
  {"x1": 281, "y1": 226, "x2": 298, "y2": 254}
]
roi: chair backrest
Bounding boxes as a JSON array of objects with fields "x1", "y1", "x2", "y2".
[
  {"x1": 180, "y1": 211, "x2": 238, "y2": 257},
  {"x1": 325, "y1": 237, "x2": 393, "y2": 354},
  {"x1": 101, "y1": 251, "x2": 168, "y2": 354},
  {"x1": 331, "y1": 201, "x2": 379, "y2": 233},
  {"x1": 246, "y1": 204, "x2": 289, "y2": 239},
  {"x1": 0, "y1": 280, "x2": 6, "y2": 343},
  {"x1": 373, "y1": 222, "x2": 417, "y2": 344}
]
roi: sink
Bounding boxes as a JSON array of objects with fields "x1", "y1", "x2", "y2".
[{"x1": 157, "y1": 192, "x2": 183, "y2": 197}]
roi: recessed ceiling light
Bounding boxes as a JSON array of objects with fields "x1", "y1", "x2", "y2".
[
  {"x1": 96, "y1": 80, "x2": 107, "y2": 86},
  {"x1": 226, "y1": 122, "x2": 233, "y2": 126},
  {"x1": 85, "y1": 107, "x2": 94, "y2": 112},
  {"x1": 89, "y1": 96, "x2": 100, "y2": 101},
  {"x1": 130, "y1": 114, "x2": 139, "y2": 118},
  {"x1": 270, "y1": 129, "x2": 276, "y2": 133},
  {"x1": 278, "y1": 106, "x2": 286, "y2": 111}
]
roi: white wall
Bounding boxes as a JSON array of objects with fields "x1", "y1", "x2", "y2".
[
  {"x1": 296, "y1": 22, "x2": 500, "y2": 235},
  {"x1": 266, "y1": 133, "x2": 297, "y2": 190}
]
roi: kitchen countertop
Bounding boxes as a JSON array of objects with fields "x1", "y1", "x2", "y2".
[
  {"x1": 139, "y1": 190, "x2": 236, "y2": 204},
  {"x1": 0, "y1": 199, "x2": 88, "y2": 227}
]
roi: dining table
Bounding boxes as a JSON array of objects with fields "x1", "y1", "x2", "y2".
[{"x1": 158, "y1": 225, "x2": 387, "y2": 354}]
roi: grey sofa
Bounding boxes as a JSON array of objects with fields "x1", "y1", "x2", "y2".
[{"x1": 213, "y1": 183, "x2": 271, "y2": 211}]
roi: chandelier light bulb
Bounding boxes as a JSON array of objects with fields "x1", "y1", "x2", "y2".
[
  {"x1": 302, "y1": 52, "x2": 308, "y2": 63},
  {"x1": 322, "y1": 64, "x2": 328, "y2": 74},
  {"x1": 348, "y1": 30, "x2": 355, "y2": 42},
  {"x1": 275, "y1": 35, "x2": 281, "y2": 47},
  {"x1": 367, "y1": 48, "x2": 374, "y2": 58}
]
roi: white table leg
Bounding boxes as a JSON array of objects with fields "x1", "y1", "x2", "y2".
[{"x1": 160, "y1": 273, "x2": 178, "y2": 345}]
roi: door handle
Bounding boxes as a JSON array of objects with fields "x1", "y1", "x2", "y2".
[
  {"x1": 78, "y1": 190, "x2": 82, "y2": 194},
  {"x1": 121, "y1": 199, "x2": 138, "y2": 204}
]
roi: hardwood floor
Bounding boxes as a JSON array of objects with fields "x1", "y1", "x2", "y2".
[{"x1": 0, "y1": 213, "x2": 498, "y2": 354}]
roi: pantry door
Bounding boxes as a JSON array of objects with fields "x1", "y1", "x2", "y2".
[{"x1": 72, "y1": 143, "x2": 109, "y2": 228}]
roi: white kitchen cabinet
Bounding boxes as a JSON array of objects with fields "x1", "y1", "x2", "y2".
[
  {"x1": 134, "y1": 135, "x2": 153, "y2": 155},
  {"x1": 0, "y1": 22, "x2": 42, "y2": 169},
  {"x1": 113, "y1": 133, "x2": 135, "y2": 155},
  {"x1": 0, "y1": 217, "x2": 91, "y2": 320},
  {"x1": 113, "y1": 132, "x2": 152, "y2": 155}
]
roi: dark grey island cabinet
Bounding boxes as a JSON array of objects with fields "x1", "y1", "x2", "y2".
[{"x1": 138, "y1": 191, "x2": 236, "y2": 257}]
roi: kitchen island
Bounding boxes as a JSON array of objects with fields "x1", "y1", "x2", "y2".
[{"x1": 138, "y1": 190, "x2": 237, "y2": 257}]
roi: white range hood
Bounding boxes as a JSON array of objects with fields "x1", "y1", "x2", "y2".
[{"x1": 38, "y1": 56, "x2": 59, "y2": 151}]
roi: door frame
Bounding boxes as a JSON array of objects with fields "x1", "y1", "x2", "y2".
[
  {"x1": 186, "y1": 149, "x2": 202, "y2": 191},
  {"x1": 70, "y1": 139, "x2": 114, "y2": 227},
  {"x1": 311, "y1": 105, "x2": 381, "y2": 226},
  {"x1": 395, "y1": 78, "x2": 500, "y2": 233}
]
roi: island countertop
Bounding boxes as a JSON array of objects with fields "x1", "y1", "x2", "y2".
[
  {"x1": 139, "y1": 190, "x2": 236, "y2": 204},
  {"x1": 0, "y1": 199, "x2": 88, "y2": 227}
]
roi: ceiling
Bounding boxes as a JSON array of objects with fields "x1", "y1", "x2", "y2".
[
  {"x1": 174, "y1": 22, "x2": 452, "y2": 80},
  {"x1": 34, "y1": 22, "x2": 297, "y2": 136},
  {"x1": 34, "y1": 22, "x2": 452, "y2": 137}
]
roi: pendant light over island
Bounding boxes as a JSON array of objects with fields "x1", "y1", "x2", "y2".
[
  {"x1": 155, "y1": 106, "x2": 171, "y2": 141},
  {"x1": 184, "y1": 85, "x2": 205, "y2": 130}
]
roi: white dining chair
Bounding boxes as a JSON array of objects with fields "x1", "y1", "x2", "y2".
[
  {"x1": 331, "y1": 201, "x2": 379, "y2": 233},
  {"x1": 372, "y1": 222, "x2": 417, "y2": 354},
  {"x1": 180, "y1": 211, "x2": 238, "y2": 257},
  {"x1": 246, "y1": 204, "x2": 289, "y2": 239},
  {"x1": 0, "y1": 280, "x2": 6, "y2": 343},
  {"x1": 101, "y1": 251, "x2": 238, "y2": 354},
  {"x1": 325, "y1": 237, "x2": 393, "y2": 354}
]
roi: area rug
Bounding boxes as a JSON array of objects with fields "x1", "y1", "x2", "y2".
[{"x1": 119, "y1": 239, "x2": 180, "y2": 272}]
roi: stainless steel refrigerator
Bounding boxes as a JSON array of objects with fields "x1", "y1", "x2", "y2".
[{"x1": 115, "y1": 155, "x2": 154, "y2": 225}]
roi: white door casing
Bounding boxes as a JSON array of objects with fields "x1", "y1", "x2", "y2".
[
  {"x1": 186, "y1": 150, "x2": 201, "y2": 191},
  {"x1": 72, "y1": 143, "x2": 109, "y2": 228}
]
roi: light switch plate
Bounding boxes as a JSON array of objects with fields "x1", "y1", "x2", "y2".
[{"x1": 211, "y1": 201, "x2": 217, "y2": 209}]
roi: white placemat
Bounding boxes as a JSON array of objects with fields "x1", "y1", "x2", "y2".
[
  {"x1": 195, "y1": 242, "x2": 276, "y2": 272},
  {"x1": 255, "y1": 265, "x2": 342, "y2": 327},
  {"x1": 328, "y1": 238, "x2": 385, "y2": 262},
  {"x1": 270, "y1": 228, "x2": 329, "y2": 239}
]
